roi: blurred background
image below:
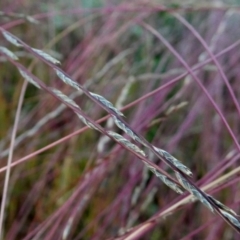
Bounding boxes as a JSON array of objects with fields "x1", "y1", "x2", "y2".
[{"x1": 1, "y1": 0, "x2": 240, "y2": 239}]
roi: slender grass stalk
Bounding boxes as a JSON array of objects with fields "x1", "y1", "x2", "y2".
[{"x1": 0, "y1": 81, "x2": 28, "y2": 238}]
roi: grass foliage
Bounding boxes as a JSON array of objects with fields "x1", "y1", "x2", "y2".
[{"x1": 1, "y1": 1, "x2": 240, "y2": 239}]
